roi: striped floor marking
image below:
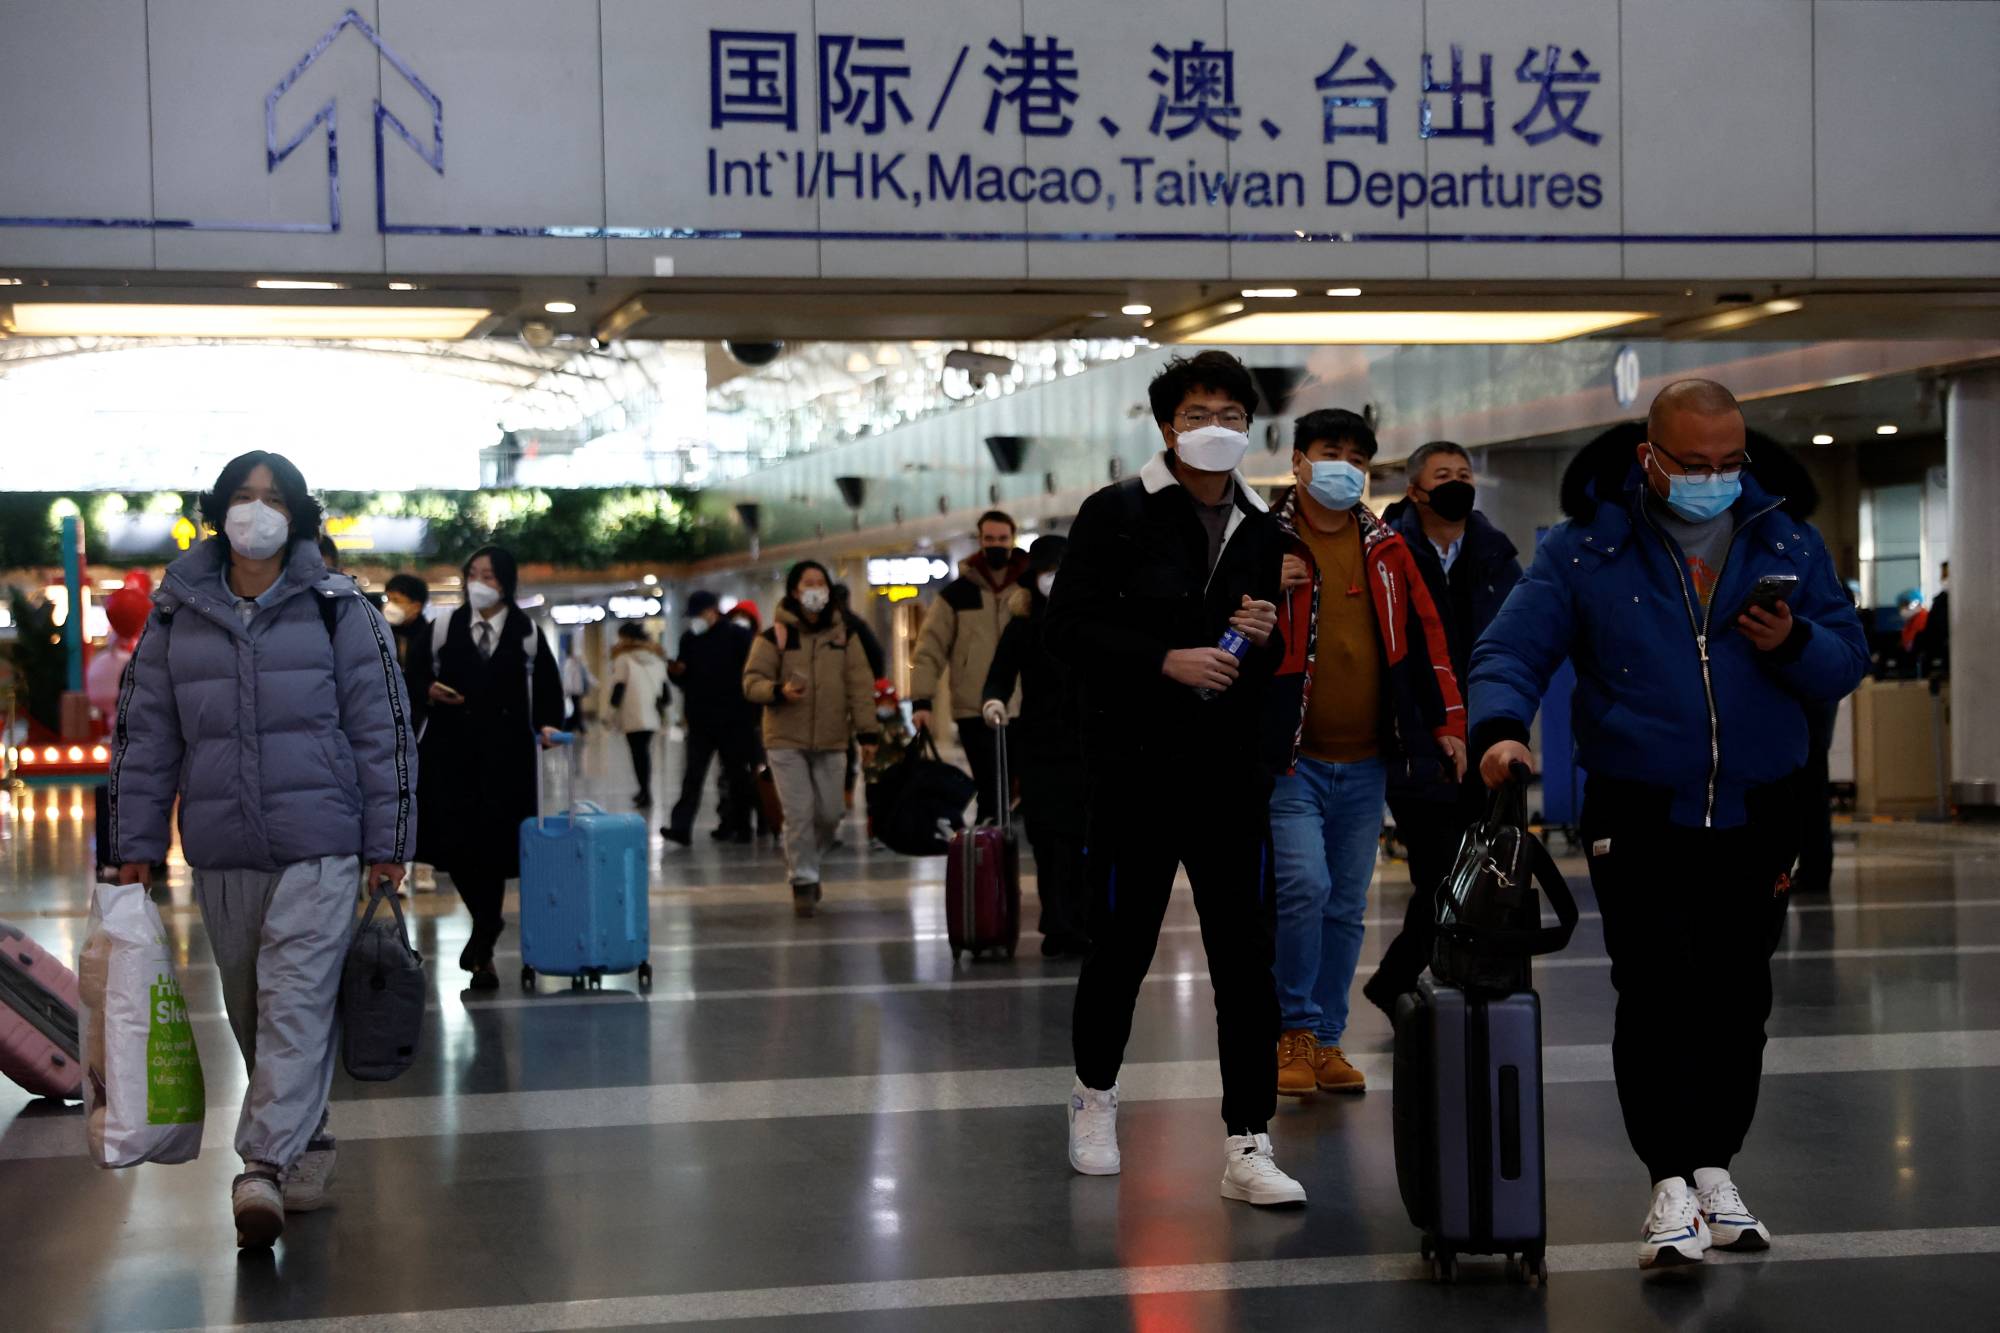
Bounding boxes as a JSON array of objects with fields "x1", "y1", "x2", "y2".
[
  {"x1": 161, "y1": 1224, "x2": 2000, "y2": 1331},
  {"x1": 6, "y1": 1029, "x2": 1997, "y2": 1162}
]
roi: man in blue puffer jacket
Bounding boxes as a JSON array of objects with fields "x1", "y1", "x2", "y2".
[
  {"x1": 1470, "y1": 380, "x2": 1867, "y2": 1272},
  {"x1": 112, "y1": 451, "x2": 416, "y2": 1249}
]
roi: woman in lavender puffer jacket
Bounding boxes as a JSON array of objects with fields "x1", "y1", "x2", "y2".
[{"x1": 112, "y1": 450, "x2": 416, "y2": 1250}]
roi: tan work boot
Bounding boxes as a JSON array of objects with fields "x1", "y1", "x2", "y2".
[
  {"x1": 1313, "y1": 1044, "x2": 1367, "y2": 1093},
  {"x1": 1276, "y1": 1029, "x2": 1319, "y2": 1097}
]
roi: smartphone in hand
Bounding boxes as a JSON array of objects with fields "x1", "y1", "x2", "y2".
[{"x1": 1734, "y1": 573, "x2": 1799, "y2": 623}]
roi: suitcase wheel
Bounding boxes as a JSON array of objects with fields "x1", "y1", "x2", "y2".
[
  {"x1": 951, "y1": 948, "x2": 963, "y2": 962},
  {"x1": 1524, "y1": 1252, "x2": 1547, "y2": 1288},
  {"x1": 1002, "y1": 945, "x2": 1015, "y2": 960},
  {"x1": 637, "y1": 962, "x2": 653, "y2": 991},
  {"x1": 588, "y1": 972, "x2": 603, "y2": 991},
  {"x1": 1419, "y1": 1235, "x2": 1433, "y2": 1262},
  {"x1": 571, "y1": 975, "x2": 586, "y2": 992},
  {"x1": 1431, "y1": 1252, "x2": 1457, "y2": 1284},
  {"x1": 521, "y1": 967, "x2": 537, "y2": 992}
]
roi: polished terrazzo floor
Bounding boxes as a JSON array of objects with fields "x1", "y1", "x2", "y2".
[{"x1": 2, "y1": 736, "x2": 1997, "y2": 1331}]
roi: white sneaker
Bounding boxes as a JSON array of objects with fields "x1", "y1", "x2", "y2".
[
  {"x1": 1067, "y1": 1079, "x2": 1121, "y2": 1176},
  {"x1": 232, "y1": 1170, "x2": 285, "y2": 1249},
  {"x1": 1694, "y1": 1167, "x2": 1771, "y2": 1251},
  {"x1": 1638, "y1": 1176, "x2": 1711, "y2": 1269},
  {"x1": 1219, "y1": 1133, "x2": 1307, "y2": 1207},
  {"x1": 284, "y1": 1136, "x2": 337, "y2": 1213}
]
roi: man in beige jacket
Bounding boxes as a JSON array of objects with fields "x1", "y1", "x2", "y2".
[
  {"x1": 742, "y1": 560, "x2": 879, "y2": 916},
  {"x1": 910, "y1": 510, "x2": 1028, "y2": 821}
]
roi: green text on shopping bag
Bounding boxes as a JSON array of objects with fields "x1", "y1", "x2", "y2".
[{"x1": 146, "y1": 974, "x2": 204, "y2": 1125}]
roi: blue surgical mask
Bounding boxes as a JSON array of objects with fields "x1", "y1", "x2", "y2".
[
  {"x1": 1304, "y1": 459, "x2": 1366, "y2": 511},
  {"x1": 1649, "y1": 449, "x2": 1741, "y2": 522}
]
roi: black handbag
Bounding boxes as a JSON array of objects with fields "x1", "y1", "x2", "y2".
[
  {"x1": 875, "y1": 727, "x2": 979, "y2": 857},
  {"x1": 341, "y1": 879, "x2": 425, "y2": 1081},
  {"x1": 1430, "y1": 765, "x2": 1579, "y2": 993}
]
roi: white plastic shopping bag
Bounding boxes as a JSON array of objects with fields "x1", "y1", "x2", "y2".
[{"x1": 77, "y1": 882, "x2": 205, "y2": 1166}]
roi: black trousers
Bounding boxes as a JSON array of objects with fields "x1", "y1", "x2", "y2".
[
  {"x1": 1025, "y1": 812, "x2": 1089, "y2": 944},
  {"x1": 1376, "y1": 784, "x2": 1485, "y2": 993},
  {"x1": 955, "y1": 717, "x2": 1011, "y2": 823},
  {"x1": 455, "y1": 871, "x2": 508, "y2": 968},
  {"x1": 1582, "y1": 775, "x2": 1800, "y2": 1185},
  {"x1": 1794, "y1": 701, "x2": 1839, "y2": 893},
  {"x1": 625, "y1": 730, "x2": 655, "y2": 803},
  {"x1": 671, "y1": 723, "x2": 758, "y2": 839},
  {"x1": 1073, "y1": 780, "x2": 1278, "y2": 1133}
]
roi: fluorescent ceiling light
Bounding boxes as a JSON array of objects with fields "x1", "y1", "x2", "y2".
[
  {"x1": 3, "y1": 302, "x2": 491, "y2": 340},
  {"x1": 1121, "y1": 303, "x2": 1152, "y2": 316},
  {"x1": 0, "y1": 277, "x2": 22, "y2": 286},
  {"x1": 1812, "y1": 433, "x2": 1834, "y2": 445},
  {"x1": 1325, "y1": 287, "x2": 1363, "y2": 297},
  {"x1": 388, "y1": 281, "x2": 418, "y2": 291},
  {"x1": 544, "y1": 300, "x2": 578, "y2": 314},
  {"x1": 255, "y1": 278, "x2": 345, "y2": 290},
  {"x1": 1188, "y1": 310, "x2": 1650, "y2": 345},
  {"x1": 1876, "y1": 424, "x2": 1898, "y2": 435},
  {"x1": 1241, "y1": 287, "x2": 1299, "y2": 299}
]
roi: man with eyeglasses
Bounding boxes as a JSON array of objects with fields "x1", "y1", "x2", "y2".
[
  {"x1": 1045, "y1": 350, "x2": 1304, "y2": 1207},
  {"x1": 1470, "y1": 379, "x2": 1867, "y2": 1271}
]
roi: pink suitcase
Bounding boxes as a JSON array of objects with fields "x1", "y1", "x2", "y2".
[{"x1": 0, "y1": 920, "x2": 84, "y2": 1100}]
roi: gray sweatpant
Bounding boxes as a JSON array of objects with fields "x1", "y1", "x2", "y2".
[
  {"x1": 192, "y1": 855, "x2": 358, "y2": 1171},
  {"x1": 766, "y1": 748, "x2": 846, "y2": 887}
]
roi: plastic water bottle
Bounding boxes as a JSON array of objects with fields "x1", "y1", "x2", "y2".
[{"x1": 1195, "y1": 627, "x2": 1252, "y2": 701}]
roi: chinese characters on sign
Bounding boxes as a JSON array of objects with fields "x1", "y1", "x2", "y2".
[{"x1": 706, "y1": 31, "x2": 1608, "y2": 222}]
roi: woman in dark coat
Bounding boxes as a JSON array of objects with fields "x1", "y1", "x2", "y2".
[{"x1": 410, "y1": 545, "x2": 565, "y2": 988}]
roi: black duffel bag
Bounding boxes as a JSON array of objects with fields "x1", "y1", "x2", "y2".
[
  {"x1": 342, "y1": 879, "x2": 425, "y2": 1081},
  {"x1": 1430, "y1": 763, "x2": 1579, "y2": 993},
  {"x1": 874, "y1": 727, "x2": 978, "y2": 856}
]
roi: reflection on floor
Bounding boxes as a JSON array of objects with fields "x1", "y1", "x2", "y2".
[{"x1": 3, "y1": 738, "x2": 1998, "y2": 1331}]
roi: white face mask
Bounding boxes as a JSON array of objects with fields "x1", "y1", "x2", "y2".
[
  {"x1": 1175, "y1": 424, "x2": 1251, "y2": 474},
  {"x1": 798, "y1": 587, "x2": 830, "y2": 614},
  {"x1": 225, "y1": 501, "x2": 290, "y2": 561},
  {"x1": 381, "y1": 601, "x2": 410, "y2": 626},
  {"x1": 1036, "y1": 572, "x2": 1057, "y2": 599},
  {"x1": 688, "y1": 617, "x2": 710, "y2": 636},
  {"x1": 465, "y1": 580, "x2": 503, "y2": 612}
]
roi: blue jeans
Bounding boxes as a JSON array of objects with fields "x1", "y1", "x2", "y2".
[{"x1": 1271, "y1": 756, "x2": 1386, "y2": 1045}]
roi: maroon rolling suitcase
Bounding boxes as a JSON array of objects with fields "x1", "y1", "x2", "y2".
[{"x1": 945, "y1": 720, "x2": 1020, "y2": 960}]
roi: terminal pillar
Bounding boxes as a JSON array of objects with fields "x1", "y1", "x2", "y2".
[{"x1": 1946, "y1": 369, "x2": 2000, "y2": 811}]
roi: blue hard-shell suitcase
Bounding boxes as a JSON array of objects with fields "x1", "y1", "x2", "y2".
[{"x1": 518, "y1": 801, "x2": 652, "y2": 992}]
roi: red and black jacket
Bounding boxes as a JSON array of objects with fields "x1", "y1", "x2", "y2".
[{"x1": 1263, "y1": 486, "x2": 1466, "y2": 777}]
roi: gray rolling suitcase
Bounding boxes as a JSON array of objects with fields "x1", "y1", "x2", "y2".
[{"x1": 1393, "y1": 975, "x2": 1548, "y2": 1286}]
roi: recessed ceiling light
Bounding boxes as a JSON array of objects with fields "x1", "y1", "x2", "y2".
[
  {"x1": 1325, "y1": 287, "x2": 1363, "y2": 297},
  {"x1": 1876, "y1": 424, "x2": 1898, "y2": 435},
  {"x1": 2, "y1": 302, "x2": 490, "y2": 340},
  {"x1": 544, "y1": 300, "x2": 578, "y2": 314},
  {"x1": 255, "y1": 279, "x2": 345, "y2": 291},
  {"x1": 1240, "y1": 287, "x2": 1299, "y2": 299},
  {"x1": 1187, "y1": 309, "x2": 1650, "y2": 345},
  {"x1": 1812, "y1": 433, "x2": 1834, "y2": 445},
  {"x1": 1122, "y1": 303, "x2": 1152, "y2": 316}
]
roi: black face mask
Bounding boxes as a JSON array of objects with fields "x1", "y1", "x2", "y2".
[
  {"x1": 1419, "y1": 480, "x2": 1476, "y2": 523},
  {"x1": 982, "y1": 545, "x2": 1012, "y2": 569}
]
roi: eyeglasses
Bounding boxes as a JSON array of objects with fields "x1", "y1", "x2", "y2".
[
  {"x1": 1176, "y1": 408, "x2": 1250, "y2": 430},
  {"x1": 1648, "y1": 440, "x2": 1750, "y2": 481}
]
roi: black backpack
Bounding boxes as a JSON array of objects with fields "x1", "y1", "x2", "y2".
[
  {"x1": 1430, "y1": 765, "x2": 1579, "y2": 994},
  {"x1": 874, "y1": 728, "x2": 978, "y2": 857}
]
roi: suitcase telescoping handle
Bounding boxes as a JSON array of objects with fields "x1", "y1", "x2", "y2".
[
  {"x1": 991, "y1": 714, "x2": 1010, "y2": 835},
  {"x1": 526, "y1": 638, "x2": 576, "y2": 829}
]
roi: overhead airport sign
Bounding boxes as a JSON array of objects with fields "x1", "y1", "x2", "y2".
[{"x1": 0, "y1": 1, "x2": 1993, "y2": 280}]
